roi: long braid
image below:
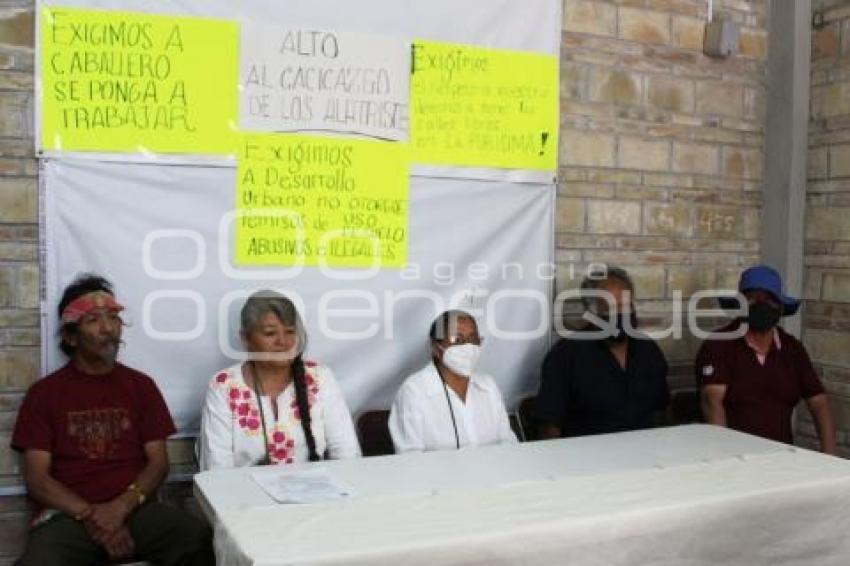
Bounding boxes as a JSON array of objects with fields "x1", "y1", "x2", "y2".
[{"x1": 293, "y1": 355, "x2": 320, "y2": 461}]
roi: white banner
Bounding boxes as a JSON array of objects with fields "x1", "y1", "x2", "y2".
[
  {"x1": 43, "y1": 158, "x2": 554, "y2": 433},
  {"x1": 37, "y1": 0, "x2": 562, "y2": 435},
  {"x1": 240, "y1": 24, "x2": 410, "y2": 140}
]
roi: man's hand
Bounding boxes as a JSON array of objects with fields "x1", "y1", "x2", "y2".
[
  {"x1": 84, "y1": 496, "x2": 133, "y2": 542},
  {"x1": 101, "y1": 526, "x2": 135, "y2": 560},
  {"x1": 21, "y1": 450, "x2": 94, "y2": 520}
]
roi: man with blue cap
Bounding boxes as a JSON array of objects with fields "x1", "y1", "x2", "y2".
[{"x1": 696, "y1": 265, "x2": 836, "y2": 453}]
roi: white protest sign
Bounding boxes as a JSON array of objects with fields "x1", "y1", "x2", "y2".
[{"x1": 240, "y1": 24, "x2": 411, "y2": 140}]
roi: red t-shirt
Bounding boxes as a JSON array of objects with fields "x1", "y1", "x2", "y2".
[
  {"x1": 11, "y1": 362, "x2": 176, "y2": 505},
  {"x1": 695, "y1": 323, "x2": 825, "y2": 444}
]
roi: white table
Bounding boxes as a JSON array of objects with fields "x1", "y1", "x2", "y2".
[{"x1": 194, "y1": 425, "x2": 850, "y2": 565}]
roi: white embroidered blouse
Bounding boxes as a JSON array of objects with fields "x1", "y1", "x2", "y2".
[{"x1": 199, "y1": 361, "x2": 361, "y2": 470}]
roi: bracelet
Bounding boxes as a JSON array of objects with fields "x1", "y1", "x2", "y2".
[{"x1": 126, "y1": 483, "x2": 146, "y2": 506}]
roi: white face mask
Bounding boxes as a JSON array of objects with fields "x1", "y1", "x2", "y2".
[{"x1": 440, "y1": 344, "x2": 481, "y2": 377}]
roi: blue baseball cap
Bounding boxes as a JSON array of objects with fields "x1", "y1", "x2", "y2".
[{"x1": 719, "y1": 265, "x2": 800, "y2": 316}]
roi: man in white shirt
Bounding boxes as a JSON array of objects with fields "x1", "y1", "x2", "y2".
[{"x1": 389, "y1": 310, "x2": 517, "y2": 452}]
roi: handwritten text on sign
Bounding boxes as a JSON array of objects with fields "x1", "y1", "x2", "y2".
[
  {"x1": 410, "y1": 41, "x2": 558, "y2": 171},
  {"x1": 235, "y1": 134, "x2": 409, "y2": 268},
  {"x1": 240, "y1": 25, "x2": 410, "y2": 141},
  {"x1": 40, "y1": 6, "x2": 238, "y2": 154}
]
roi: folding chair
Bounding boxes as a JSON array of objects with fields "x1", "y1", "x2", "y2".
[{"x1": 356, "y1": 410, "x2": 395, "y2": 457}]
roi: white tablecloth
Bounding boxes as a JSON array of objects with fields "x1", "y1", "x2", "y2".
[{"x1": 193, "y1": 425, "x2": 850, "y2": 565}]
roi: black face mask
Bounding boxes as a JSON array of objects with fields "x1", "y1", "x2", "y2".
[
  {"x1": 608, "y1": 312, "x2": 638, "y2": 343},
  {"x1": 747, "y1": 301, "x2": 781, "y2": 331}
]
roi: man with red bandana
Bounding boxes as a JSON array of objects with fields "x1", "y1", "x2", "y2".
[{"x1": 11, "y1": 274, "x2": 213, "y2": 565}]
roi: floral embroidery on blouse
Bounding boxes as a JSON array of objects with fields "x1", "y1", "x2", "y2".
[
  {"x1": 215, "y1": 371, "x2": 263, "y2": 437},
  {"x1": 268, "y1": 427, "x2": 296, "y2": 464},
  {"x1": 213, "y1": 365, "x2": 324, "y2": 436}
]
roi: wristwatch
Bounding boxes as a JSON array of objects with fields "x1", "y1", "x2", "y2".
[{"x1": 126, "y1": 483, "x2": 147, "y2": 506}]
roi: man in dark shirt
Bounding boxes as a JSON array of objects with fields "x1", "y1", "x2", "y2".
[
  {"x1": 697, "y1": 265, "x2": 836, "y2": 453},
  {"x1": 535, "y1": 266, "x2": 670, "y2": 438},
  {"x1": 11, "y1": 274, "x2": 214, "y2": 565}
]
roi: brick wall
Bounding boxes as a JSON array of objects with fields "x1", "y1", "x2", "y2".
[
  {"x1": 557, "y1": 0, "x2": 768, "y2": 391},
  {"x1": 0, "y1": 0, "x2": 36, "y2": 562},
  {"x1": 802, "y1": 0, "x2": 850, "y2": 457}
]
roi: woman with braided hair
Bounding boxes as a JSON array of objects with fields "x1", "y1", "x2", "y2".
[{"x1": 199, "y1": 290, "x2": 360, "y2": 470}]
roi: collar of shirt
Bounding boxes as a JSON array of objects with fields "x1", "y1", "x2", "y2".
[
  {"x1": 421, "y1": 363, "x2": 488, "y2": 397},
  {"x1": 744, "y1": 327, "x2": 782, "y2": 365}
]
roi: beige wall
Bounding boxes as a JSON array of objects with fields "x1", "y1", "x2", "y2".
[
  {"x1": 0, "y1": 1, "x2": 36, "y2": 562},
  {"x1": 802, "y1": 0, "x2": 850, "y2": 457},
  {"x1": 557, "y1": 0, "x2": 768, "y2": 389}
]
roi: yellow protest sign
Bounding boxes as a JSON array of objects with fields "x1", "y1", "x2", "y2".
[
  {"x1": 40, "y1": 6, "x2": 238, "y2": 154},
  {"x1": 235, "y1": 134, "x2": 409, "y2": 268},
  {"x1": 411, "y1": 41, "x2": 558, "y2": 171}
]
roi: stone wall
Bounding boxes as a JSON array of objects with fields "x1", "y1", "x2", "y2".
[
  {"x1": 802, "y1": 0, "x2": 850, "y2": 457},
  {"x1": 0, "y1": 0, "x2": 36, "y2": 562},
  {"x1": 557, "y1": 0, "x2": 768, "y2": 391}
]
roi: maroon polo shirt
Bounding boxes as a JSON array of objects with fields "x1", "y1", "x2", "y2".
[
  {"x1": 11, "y1": 362, "x2": 176, "y2": 511},
  {"x1": 695, "y1": 322, "x2": 825, "y2": 445}
]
